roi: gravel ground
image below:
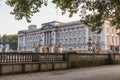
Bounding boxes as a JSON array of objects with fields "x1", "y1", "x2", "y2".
[{"x1": 1, "y1": 65, "x2": 120, "y2": 80}]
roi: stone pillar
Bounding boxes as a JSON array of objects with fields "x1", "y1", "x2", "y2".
[
  {"x1": 37, "y1": 45, "x2": 44, "y2": 53},
  {"x1": 32, "y1": 47, "x2": 36, "y2": 53},
  {"x1": 58, "y1": 45, "x2": 63, "y2": 53},
  {"x1": 50, "y1": 45, "x2": 55, "y2": 53}
]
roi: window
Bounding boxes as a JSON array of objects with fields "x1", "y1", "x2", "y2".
[
  {"x1": 70, "y1": 32, "x2": 72, "y2": 37},
  {"x1": 107, "y1": 36, "x2": 109, "y2": 44},
  {"x1": 62, "y1": 39, "x2": 64, "y2": 44},
  {"x1": 61, "y1": 33, "x2": 63, "y2": 38},
  {"x1": 79, "y1": 31, "x2": 81, "y2": 35},
  {"x1": 65, "y1": 32, "x2": 67, "y2": 38},
  {"x1": 112, "y1": 36, "x2": 114, "y2": 44},
  {"x1": 83, "y1": 30, "x2": 86, "y2": 35},
  {"x1": 79, "y1": 38, "x2": 81, "y2": 44},
  {"x1": 70, "y1": 38, "x2": 71, "y2": 44},
  {"x1": 61, "y1": 39, "x2": 63, "y2": 44},
  {"x1": 68, "y1": 32, "x2": 70, "y2": 37},
  {"x1": 98, "y1": 36, "x2": 101, "y2": 42},
  {"x1": 62, "y1": 33, "x2": 64, "y2": 38},
  {"x1": 106, "y1": 27, "x2": 109, "y2": 33},
  {"x1": 116, "y1": 37, "x2": 118, "y2": 44},
  {"x1": 112, "y1": 28, "x2": 114, "y2": 33},
  {"x1": 65, "y1": 39, "x2": 68, "y2": 44},
  {"x1": 73, "y1": 38, "x2": 77, "y2": 44},
  {"x1": 77, "y1": 31, "x2": 79, "y2": 37},
  {"x1": 74, "y1": 31, "x2": 77, "y2": 37},
  {"x1": 83, "y1": 37, "x2": 86, "y2": 44},
  {"x1": 57, "y1": 33, "x2": 59, "y2": 37}
]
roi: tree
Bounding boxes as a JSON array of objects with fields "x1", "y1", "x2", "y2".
[
  {"x1": 5, "y1": 0, "x2": 120, "y2": 32},
  {"x1": 6, "y1": 0, "x2": 47, "y2": 23},
  {"x1": 1, "y1": 34, "x2": 18, "y2": 50},
  {"x1": 53, "y1": 0, "x2": 120, "y2": 33}
]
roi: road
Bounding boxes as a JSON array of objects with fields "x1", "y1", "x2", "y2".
[{"x1": 1, "y1": 65, "x2": 120, "y2": 80}]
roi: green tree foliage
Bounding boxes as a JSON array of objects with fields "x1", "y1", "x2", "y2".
[
  {"x1": 6, "y1": 0, "x2": 47, "y2": 23},
  {"x1": 6, "y1": 0, "x2": 120, "y2": 32},
  {"x1": 52, "y1": 0, "x2": 120, "y2": 33},
  {"x1": 1, "y1": 34, "x2": 18, "y2": 50}
]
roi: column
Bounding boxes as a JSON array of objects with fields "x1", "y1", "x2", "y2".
[
  {"x1": 44, "y1": 32, "x2": 46, "y2": 45},
  {"x1": 48, "y1": 31, "x2": 50, "y2": 46},
  {"x1": 46, "y1": 32, "x2": 47, "y2": 46},
  {"x1": 49, "y1": 31, "x2": 51, "y2": 46},
  {"x1": 47, "y1": 32, "x2": 48, "y2": 46},
  {"x1": 45, "y1": 32, "x2": 47, "y2": 46},
  {"x1": 47, "y1": 32, "x2": 48, "y2": 45},
  {"x1": 119, "y1": 34, "x2": 120, "y2": 53}
]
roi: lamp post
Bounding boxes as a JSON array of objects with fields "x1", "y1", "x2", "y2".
[
  {"x1": 88, "y1": 37, "x2": 96, "y2": 61},
  {"x1": 88, "y1": 38, "x2": 92, "y2": 53},
  {"x1": 117, "y1": 33, "x2": 120, "y2": 53},
  {"x1": 88, "y1": 38, "x2": 94, "y2": 53}
]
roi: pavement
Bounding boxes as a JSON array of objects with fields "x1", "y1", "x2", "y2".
[{"x1": 1, "y1": 65, "x2": 120, "y2": 80}]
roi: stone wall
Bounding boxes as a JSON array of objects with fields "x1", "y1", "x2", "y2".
[
  {"x1": 1, "y1": 53, "x2": 120, "y2": 75},
  {"x1": 68, "y1": 53, "x2": 115, "y2": 68},
  {"x1": 0, "y1": 62, "x2": 67, "y2": 75}
]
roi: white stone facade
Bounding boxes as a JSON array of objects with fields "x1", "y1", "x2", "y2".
[{"x1": 17, "y1": 20, "x2": 119, "y2": 53}]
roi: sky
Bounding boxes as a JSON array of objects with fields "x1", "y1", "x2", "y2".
[{"x1": 0, "y1": 0, "x2": 79, "y2": 36}]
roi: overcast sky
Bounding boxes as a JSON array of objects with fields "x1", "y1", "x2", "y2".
[{"x1": 0, "y1": 0, "x2": 79, "y2": 36}]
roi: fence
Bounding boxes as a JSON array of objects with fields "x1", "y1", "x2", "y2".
[
  {"x1": 0, "y1": 52, "x2": 120, "y2": 75},
  {"x1": 0, "y1": 53, "x2": 66, "y2": 63}
]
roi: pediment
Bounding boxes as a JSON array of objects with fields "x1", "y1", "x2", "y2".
[
  {"x1": 41, "y1": 24, "x2": 55, "y2": 30},
  {"x1": 41, "y1": 21, "x2": 63, "y2": 30}
]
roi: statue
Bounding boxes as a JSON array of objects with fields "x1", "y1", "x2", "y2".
[
  {"x1": 5, "y1": 44, "x2": 10, "y2": 52},
  {"x1": 50, "y1": 33, "x2": 56, "y2": 53},
  {"x1": 36, "y1": 37, "x2": 44, "y2": 53},
  {"x1": 0, "y1": 44, "x2": 3, "y2": 52},
  {"x1": 51, "y1": 31, "x2": 55, "y2": 45}
]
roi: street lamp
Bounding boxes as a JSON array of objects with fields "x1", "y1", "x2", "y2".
[
  {"x1": 117, "y1": 33, "x2": 120, "y2": 53},
  {"x1": 88, "y1": 38, "x2": 95, "y2": 53},
  {"x1": 96, "y1": 42, "x2": 101, "y2": 53}
]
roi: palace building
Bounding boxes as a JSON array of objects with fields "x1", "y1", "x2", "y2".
[{"x1": 17, "y1": 20, "x2": 119, "y2": 53}]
